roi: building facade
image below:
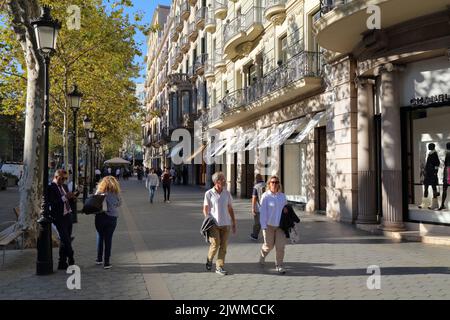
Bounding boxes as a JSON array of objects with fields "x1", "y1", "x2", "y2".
[{"x1": 144, "y1": 0, "x2": 450, "y2": 230}]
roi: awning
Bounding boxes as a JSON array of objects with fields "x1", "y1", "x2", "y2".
[
  {"x1": 245, "y1": 127, "x2": 270, "y2": 151},
  {"x1": 228, "y1": 128, "x2": 253, "y2": 153},
  {"x1": 290, "y1": 112, "x2": 326, "y2": 143}
]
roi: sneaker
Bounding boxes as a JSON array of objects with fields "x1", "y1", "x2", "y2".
[
  {"x1": 276, "y1": 265, "x2": 285, "y2": 274},
  {"x1": 259, "y1": 254, "x2": 265, "y2": 266},
  {"x1": 249, "y1": 234, "x2": 258, "y2": 241},
  {"x1": 104, "y1": 262, "x2": 112, "y2": 269},
  {"x1": 205, "y1": 259, "x2": 212, "y2": 271},
  {"x1": 215, "y1": 267, "x2": 228, "y2": 276},
  {"x1": 95, "y1": 259, "x2": 103, "y2": 265}
]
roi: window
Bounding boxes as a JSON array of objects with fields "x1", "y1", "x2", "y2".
[
  {"x1": 279, "y1": 35, "x2": 288, "y2": 66},
  {"x1": 182, "y1": 91, "x2": 191, "y2": 114},
  {"x1": 247, "y1": 64, "x2": 257, "y2": 86}
]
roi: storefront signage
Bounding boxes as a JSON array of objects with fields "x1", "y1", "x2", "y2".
[{"x1": 410, "y1": 94, "x2": 450, "y2": 106}]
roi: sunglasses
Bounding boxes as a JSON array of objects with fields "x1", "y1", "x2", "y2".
[{"x1": 270, "y1": 181, "x2": 279, "y2": 184}]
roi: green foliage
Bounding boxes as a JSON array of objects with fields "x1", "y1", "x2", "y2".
[{"x1": 1, "y1": 0, "x2": 144, "y2": 159}]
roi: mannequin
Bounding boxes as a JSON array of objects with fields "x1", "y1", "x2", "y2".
[
  {"x1": 418, "y1": 143, "x2": 440, "y2": 210},
  {"x1": 438, "y1": 142, "x2": 450, "y2": 210}
]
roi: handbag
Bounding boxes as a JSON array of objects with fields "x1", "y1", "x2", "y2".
[{"x1": 82, "y1": 194, "x2": 106, "y2": 215}]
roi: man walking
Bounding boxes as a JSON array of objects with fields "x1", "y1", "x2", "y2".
[
  {"x1": 145, "y1": 168, "x2": 159, "y2": 203},
  {"x1": 48, "y1": 169, "x2": 77, "y2": 270},
  {"x1": 250, "y1": 174, "x2": 265, "y2": 241},
  {"x1": 203, "y1": 172, "x2": 236, "y2": 275}
]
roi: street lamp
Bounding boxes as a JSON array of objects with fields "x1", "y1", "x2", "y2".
[
  {"x1": 82, "y1": 116, "x2": 92, "y2": 202},
  {"x1": 95, "y1": 141, "x2": 101, "y2": 169},
  {"x1": 68, "y1": 85, "x2": 82, "y2": 223},
  {"x1": 32, "y1": 5, "x2": 61, "y2": 276},
  {"x1": 88, "y1": 130, "x2": 95, "y2": 194}
]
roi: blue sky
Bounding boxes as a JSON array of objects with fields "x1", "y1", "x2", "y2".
[{"x1": 118, "y1": 0, "x2": 172, "y2": 84}]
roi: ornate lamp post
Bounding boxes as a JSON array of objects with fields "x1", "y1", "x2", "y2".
[
  {"x1": 68, "y1": 85, "x2": 82, "y2": 223},
  {"x1": 88, "y1": 130, "x2": 95, "y2": 194},
  {"x1": 32, "y1": 5, "x2": 61, "y2": 276},
  {"x1": 82, "y1": 116, "x2": 92, "y2": 202}
]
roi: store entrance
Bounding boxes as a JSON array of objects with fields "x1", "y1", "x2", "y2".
[{"x1": 315, "y1": 126, "x2": 327, "y2": 212}]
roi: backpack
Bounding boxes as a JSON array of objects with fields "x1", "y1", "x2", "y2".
[{"x1": 254, "y1": 182, "x2": 266, "y2": 211}]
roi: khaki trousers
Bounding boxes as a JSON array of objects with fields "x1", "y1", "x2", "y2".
[
  {"x1": 261, "y1": 225, "x2": 287, "y2": 266},
  {"x1": 208, "y1": 225, "x2": 230, "y2": 268}
]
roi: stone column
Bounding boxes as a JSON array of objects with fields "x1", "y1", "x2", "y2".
[
  {"x1": 380, "y1": 64, "x2": 405, "y2": 231},
  {"x1": 356, "y1": 77, "x2": 377, "y2": 224}
]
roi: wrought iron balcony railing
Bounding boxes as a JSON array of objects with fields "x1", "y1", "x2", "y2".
[
  {"x1": 196, "y1": 7, "x2": 207, "y2": 30},
  {"x1": 320, "y1": 0, "x2": 349, "y2": 15}
]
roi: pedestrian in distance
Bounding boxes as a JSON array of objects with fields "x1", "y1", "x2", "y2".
[
  {"x1": 115, "y1": 167, "x2": 121, "y2": 180},
  {"x1": 203, "y1": 172, "x2": 236, "y2": 276},
  {"x1": 258, "y1": 175, "x2": 288, "y2": 274},
  {"x1": 161, "y1": 167, "x2": 172, "y2": 203},
  {"x1": 94, "y1": 176, "x2": 122, "y2": 269},
  {"x1": 145, "y1": 168, "x2": 159, "y2": 203},
  {"x1": 48, "y1": 169, "x2": 77, "y2": 270},
  {"x1": 250, "y1": 173, "x2": 265, "y2": 241}
]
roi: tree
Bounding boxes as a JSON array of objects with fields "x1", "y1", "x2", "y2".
[
  {"x1": 2, "y1": 0, "x2": 44, "y2": 246},
  {"x1": 1, "y1": 0, "x2": 143, "y2": 246}
]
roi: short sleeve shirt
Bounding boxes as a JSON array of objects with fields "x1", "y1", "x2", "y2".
[{"x1": 203, "y1": 187, "x2": 233, "y2": 226}]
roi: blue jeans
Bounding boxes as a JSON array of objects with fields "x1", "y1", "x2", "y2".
[
  {"x1": 148, "y1": 186, "x2": 156, "y2": 202},
  {"x1": 95, "y1": 214, "x2": 117, "y2": 263}
]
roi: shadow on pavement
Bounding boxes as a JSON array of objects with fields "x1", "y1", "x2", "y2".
[{"x1": 111, "y1": 262, "x2": 450, "y2": 277}]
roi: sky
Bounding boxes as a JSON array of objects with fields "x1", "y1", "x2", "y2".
[{"x1": 117, "y1": 0, "x2": 172, "y2": 84}]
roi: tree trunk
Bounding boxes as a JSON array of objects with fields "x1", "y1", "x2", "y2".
[{"x1": 7, "y1": 0, "x2": 44, "y2": 247}]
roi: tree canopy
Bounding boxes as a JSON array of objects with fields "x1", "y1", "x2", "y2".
[{"x1": 0, "y1": 0, "x2": 144, "y2": 159}]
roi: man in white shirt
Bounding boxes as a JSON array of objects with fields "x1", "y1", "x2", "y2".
[{"x1": 203, "y1": 172, "x2": 236, "y2": 275}]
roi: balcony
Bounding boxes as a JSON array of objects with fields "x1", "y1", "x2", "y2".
[
  {"x1": 188, "y1": 65, "x2": 197, "y2": 81},
  {"x1": 181, "y1": 2, "x2": 191, "y2": 21},
  {"x1": 315, "y1": 0, "x2": 450, "y2": 53},
  {"x1": 204, "y1": 9, "x2": 216, "y2": 33},
  {"x1": 203, "y1": 59, "x2": 215, "y2": 81},
  {"x1": 167, "y1": 73, "x2": 192, "y2": 91},
  {"x1": 214, "y1": 0, "x2": 227, "y2": 20},
  {"x1": 181, "y1": 36, "x2": 190, "y2": 53},
  {"x1": 188, "y1": 22, "x2": 198, "y2": 42},
  {"x1": 143, "y1": 134, "x2": 152, "y2": 147},
  {"x1": 210, "y1": 51, "x2": 324, "y2": 129},
  {"x1": 194, "y1": 53, "x2": 209, "y2": 76},
  {"x1": 196, "y1": 7, "x2": 207, "y2": 30},
  {"x1": 264, "y1": 0, "x2": 287, "y2": 25},
  {"x1": 188, "y1": 0, "x2": 197, "y2": 6},
  {"x1": 223, "y1": 7, "x2": 264, "y2": 61},
  {"x1": 170, "y1": 53, "x2": 179, "y2": 70},
  {"x1": 175, "y1": 15, "x2": 183, "y2": 32},
  {"x1": 175, "y1": 47, "x2": 183, "y2": 63},
  {"x1": 170, "y1": 29, "x2": 179, "y2": 42},
  {"x1": 214, "y1": 49, "x2": 226, "y2": 72}
]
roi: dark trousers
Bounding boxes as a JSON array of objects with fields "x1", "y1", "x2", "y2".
[
  {"x1": 163, "y1": 183, "x2": 171, "y2": 201},
  {"x1": 424, "y1": 184, "x2": 438, "y2": 198},
  {"x1": 54, "y1": 214, "x2": 74, "y2": 263},
  {"x1": 95, "y1": 214, "x2": 117, "y2": 263},
  {"x1": 251, "y1": 211, "x2": 261, "y2": 239}
]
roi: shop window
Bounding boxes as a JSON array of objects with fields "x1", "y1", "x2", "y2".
[{"x1": 405, "y1": 105, "x2": 450, "y2": 225}]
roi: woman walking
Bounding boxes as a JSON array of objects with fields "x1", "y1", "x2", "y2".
[
  {"x1": 258, "y1": 175, "x2": 288, "y2": 274},
  {"x1": 95, "y1": 176, "x2": 122, "y2": 269}
]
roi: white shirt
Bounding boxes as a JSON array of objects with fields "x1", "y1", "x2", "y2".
[
  {"x1": 146, "y1": 173, "x2": 159, "y2": 187},
  {"x1": 203, "y1": 187, "x2": 233, "y2": 226},
  {"x1": 259, "y1": 191, "x2": 287, "y2": 229}
]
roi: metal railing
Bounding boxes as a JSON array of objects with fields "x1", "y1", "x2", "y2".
[
  {"x1": 181, "y1": 2, "x2": 191, "y2": 19},
  {"x1": 214, "y1": 0, "x2": 227, "y2": 18},
  {"x1": 210, "y1": 51, "x2": 321, "y2": 118},
  {"x1": 320, "y1": 0, "x2": 350, "y2": 14},
  {"x1": 196, "y1": 7, "x2": 207, "y2": 28},
  {"x1": 223, "y1": 7, "x2": 263, "y2": 44},
  {"x1": 266, "y1": 0, "x2": 287, "y2": 6},
  {"x1": 194, "y1": 53, "x2": 209, "y2": 73}
]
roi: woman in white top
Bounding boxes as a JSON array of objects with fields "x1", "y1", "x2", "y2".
[
  {"x1": 258, "y1": 175, "x2": 288, "y2": 274},
  {"x1": 145, "y1": 168, "x2": 160, "y2": 203}
]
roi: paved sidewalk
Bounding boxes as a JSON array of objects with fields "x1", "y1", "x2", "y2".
[{"x1": 1, "y1": 178, "x2": 450, "y2": 299}]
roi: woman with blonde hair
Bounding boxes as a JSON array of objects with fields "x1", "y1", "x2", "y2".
[
  {"x1": 95, "y1": 176, "x2": 122, "y2": 269},
  {"x1": 258, "y1": 175, "x2": 288, "y2": 274}
]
